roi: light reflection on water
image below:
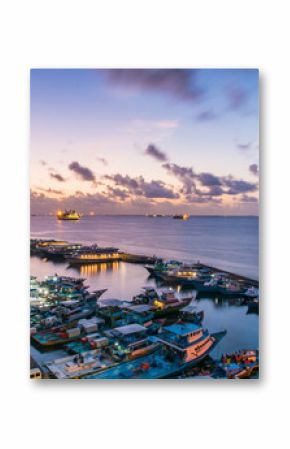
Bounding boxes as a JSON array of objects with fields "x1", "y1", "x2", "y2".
[{"x1": 30, "y1": 256, "x2": 259, "y2": 355}]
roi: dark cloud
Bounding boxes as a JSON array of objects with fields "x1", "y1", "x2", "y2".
[
  {"x1": 50, "y1": 172, "x2": 66, "y2": 182},
  {"x1": 104, "y1": 173, "x2": 179, "y2": 199},
  {"x1": 75, "y1": 190, "x2": 85, "y2": 197},
  {"x1": 196, "y1": 110, "x2": 217, "y2": 121},
  {"x1": 163, "y1": 163, "x2": 196, "y2": 194},
  {"x1": 142, "y1": 180, "x2": 178, "y2": 199},
  {"x1": 106, "y1": 69, "x2": 203, "y2": 102},
  {"x1": 97, "y1": 157, "x2": 108, "y2": 166},
  {"x1": 68, "y1": 161, "x2": 96, "y2": 182},
  {"x1": 107, "y1": 187, "x2": 129, "y2": 201},
  {"x1": 199, "y1": 186, "x2": 224, "y2": 197},
  {"x1": 163, "y1": 162, "x2": 258, "y2": 198},
  {"x1": 249, "y1": 163, "x2": 259, "y2": 176},
  {"x1": 226, "y1": 86, "x2": 248, "y2": 110},
  {"x1": 223, "y1": 178, "x2": 257, "y2": 195},
  {"x1": 196, "y1": 172, "x2": 222, "y2": 186},
  {"x1": 145, "y1": 144, "x2": 168, "y2": 162},
  {"x1": 237, "y1": 142, "x2": 251, "y2": 150},
  {"x1": 35, "y1": 187, "x2": 63, "y2": 195},
  {"x1": 162, "y1": 163, "x2": 195, "y2": 179},
  {"x1": 185, "y1": 195, "x2": 222, "y2": 204},
  {"x1": 104, "y1": 174, "x2": 139, "y2": 190},
  {"x1": 239, "y1": 194, "x2": 258, "y2": 203}
]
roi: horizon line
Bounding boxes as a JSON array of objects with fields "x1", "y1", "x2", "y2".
[{"x1": 31, "y1": 213, "x2": 259, "y2": 217}]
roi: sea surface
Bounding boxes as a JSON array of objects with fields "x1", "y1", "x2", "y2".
[
  {"x1": 30, "y1": 215, "x2": 259, "y2": 356},
  {"x1": 31, "y1": 215, "x2": 258, "y2": 279}
]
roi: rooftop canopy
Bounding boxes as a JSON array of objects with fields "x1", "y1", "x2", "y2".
[
  {"x1": 164, "y1": 323, "x2": 202, "y2": 336},
  {"x1": 125, "y1": 304, "x2": 153, "y2": 313},
  {"x1": 98, "y1": 299, "x2": 129, "y2": 308},
  {"x1": 113, "y1": 323, "x2": 147, "y2": 336}
]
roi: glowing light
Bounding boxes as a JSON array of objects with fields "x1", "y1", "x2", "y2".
[{"x1": 154, "y1": 299, "x2": 165, "y2": 310}]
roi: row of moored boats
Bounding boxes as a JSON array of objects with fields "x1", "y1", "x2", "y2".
[
  {"x1": 30, "y1": 273, "x2": 259, "y2": 379},
  {"x1": 30, "y1": 274, "x2": 229, "y2": 379}
]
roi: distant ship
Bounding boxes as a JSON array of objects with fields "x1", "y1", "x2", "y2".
[
  {"x1": 173, "y1": 213, "x2": 189, "y2": 220},
  {"x1": 56, "y1": 209, "x2": 81, "y2": 220}
]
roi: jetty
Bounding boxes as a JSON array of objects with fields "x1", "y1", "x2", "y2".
[
  {"x1": 198, "y1": 263, "x2": 258, "y2": 287},
  {"x1": 30, "y1": 239, "x2": 258, "y2": 286},
  {"x1": 119, "y1": 252, "x2": 158, "y2": 264}
]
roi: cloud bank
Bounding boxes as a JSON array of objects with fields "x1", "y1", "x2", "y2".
[
  {"x1": 106, "y1": 69, "x2": 203, "y2": 102},
  {"x1": 69, "y1": 161, "x2": 96, "y2": 182}
]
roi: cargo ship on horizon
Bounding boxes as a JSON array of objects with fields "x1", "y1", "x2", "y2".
[
  {"x1": 57, "y1": 209, "x2": 81, "y2": 220},
  {"x1": 173, "y1": 213, "x2": 189, "y2": 220}
]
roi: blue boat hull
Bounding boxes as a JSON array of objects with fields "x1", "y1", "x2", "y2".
[
  {"x1": 85, "y1": 330, "x2": 226, "y2": 379},
  {"x1": 156, "y1": 330, "x2": 226, "y2": 378}
]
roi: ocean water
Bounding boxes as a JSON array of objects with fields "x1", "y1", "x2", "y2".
[
  {"x1": 30, "y1": 215, "x2": 259, "y2": 355},
  {"x1": 31, "y1": 215, "x2": 258, "y2": 279}
]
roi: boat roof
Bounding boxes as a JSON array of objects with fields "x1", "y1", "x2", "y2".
[
  {"x1": 78, "y1": 317, "x2": 105, "y2": 325},
  {"x1": 113, "y1": 323, "x2": 147, "y2": 336},
  {"x1": 98, "y1": 299, "x2": 128, "y2": 308},
  {"x1": 59, "y1": 300, "x2": 79, "y2": 306},
  {"x1": 79, "y1": 246, "x2": 119, "y2": 253},
  {"x1": 125, "y1": 304, "x2": 152, "y2": 313},
  {"x1": 164, "y1": 323, "x2": 201, "y2": 336}
]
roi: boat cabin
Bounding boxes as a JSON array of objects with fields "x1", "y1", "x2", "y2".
[{"x1": 158, "y1": 323, "x2": 214, "y2": 363}]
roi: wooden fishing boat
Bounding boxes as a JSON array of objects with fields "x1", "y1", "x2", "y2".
[
  {"x1": 84, "y1": 324, "x2": 227, "y2": 379},
  {"x1": 132, "y1": 287, "x2": 192, "y2": 317},
  {"x1": 220, "y1": 350, "x2": 259, "y2": 379}
]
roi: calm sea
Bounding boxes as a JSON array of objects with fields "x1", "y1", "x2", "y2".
[
  {"x1": 31, "y1": 215, "x2": 258, "y2": 279},
  {"x1": 30, "y1": 215, "x2": 259, "y2": 355}
]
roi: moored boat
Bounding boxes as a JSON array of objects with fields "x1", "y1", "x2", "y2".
[
  {"x1": 145, "y1": 260, "x2": 182, "y2": 276},
  {"x1": 219, "y1": 350, "x2": 259, "y2": 379},
  {"x1": 84, "y1": 322, "x2": 226, "y2": 379},
  {"x1": 244, "y1": 286, "x2": 259, "y2": 298},
  {"x1": 158, "y1": 264, "x2": 211, "y2": 287},
  {"x1": 45, "y1": 348, "x2": 116, "y2": 379},
  {"x1": 132, "y1": 287, "x2": 192, "y2": 317},
  {"x1": 31, "y1": 315, "x2": 105, "y2": 348},
  {"x1": 65, "y1": 244, "x2": 121, "y2": 264},
  {"x1": 43, "y1": 243, "x2": 83, "y2": 259}
]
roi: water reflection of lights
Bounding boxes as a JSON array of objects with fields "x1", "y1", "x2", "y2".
[
  {"x1": 120, "y1": 262, "x2": 127, "y2": 280},
  {"x1": 79, "y1": 262, "x2": 119, "y2": 276}
]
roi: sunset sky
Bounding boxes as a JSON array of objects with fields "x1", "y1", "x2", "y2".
[{"x1": 30, "y1": 69, "x2": 259, "y2": 215}]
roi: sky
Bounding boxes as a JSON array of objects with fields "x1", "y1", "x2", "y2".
[{"x1": 30, "y1": 69, "x2": 259, "y2": 215}]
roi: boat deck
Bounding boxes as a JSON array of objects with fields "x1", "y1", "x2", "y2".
[
  {"x1": 84, "y1": 351, "x2": 174, "y2": 379},
  {"x1": 85, "y1": 330, "x2": 226, "y2": 379},
  {"x1": 45, "y1": 349, "x2": 117, "y2": 379}
]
